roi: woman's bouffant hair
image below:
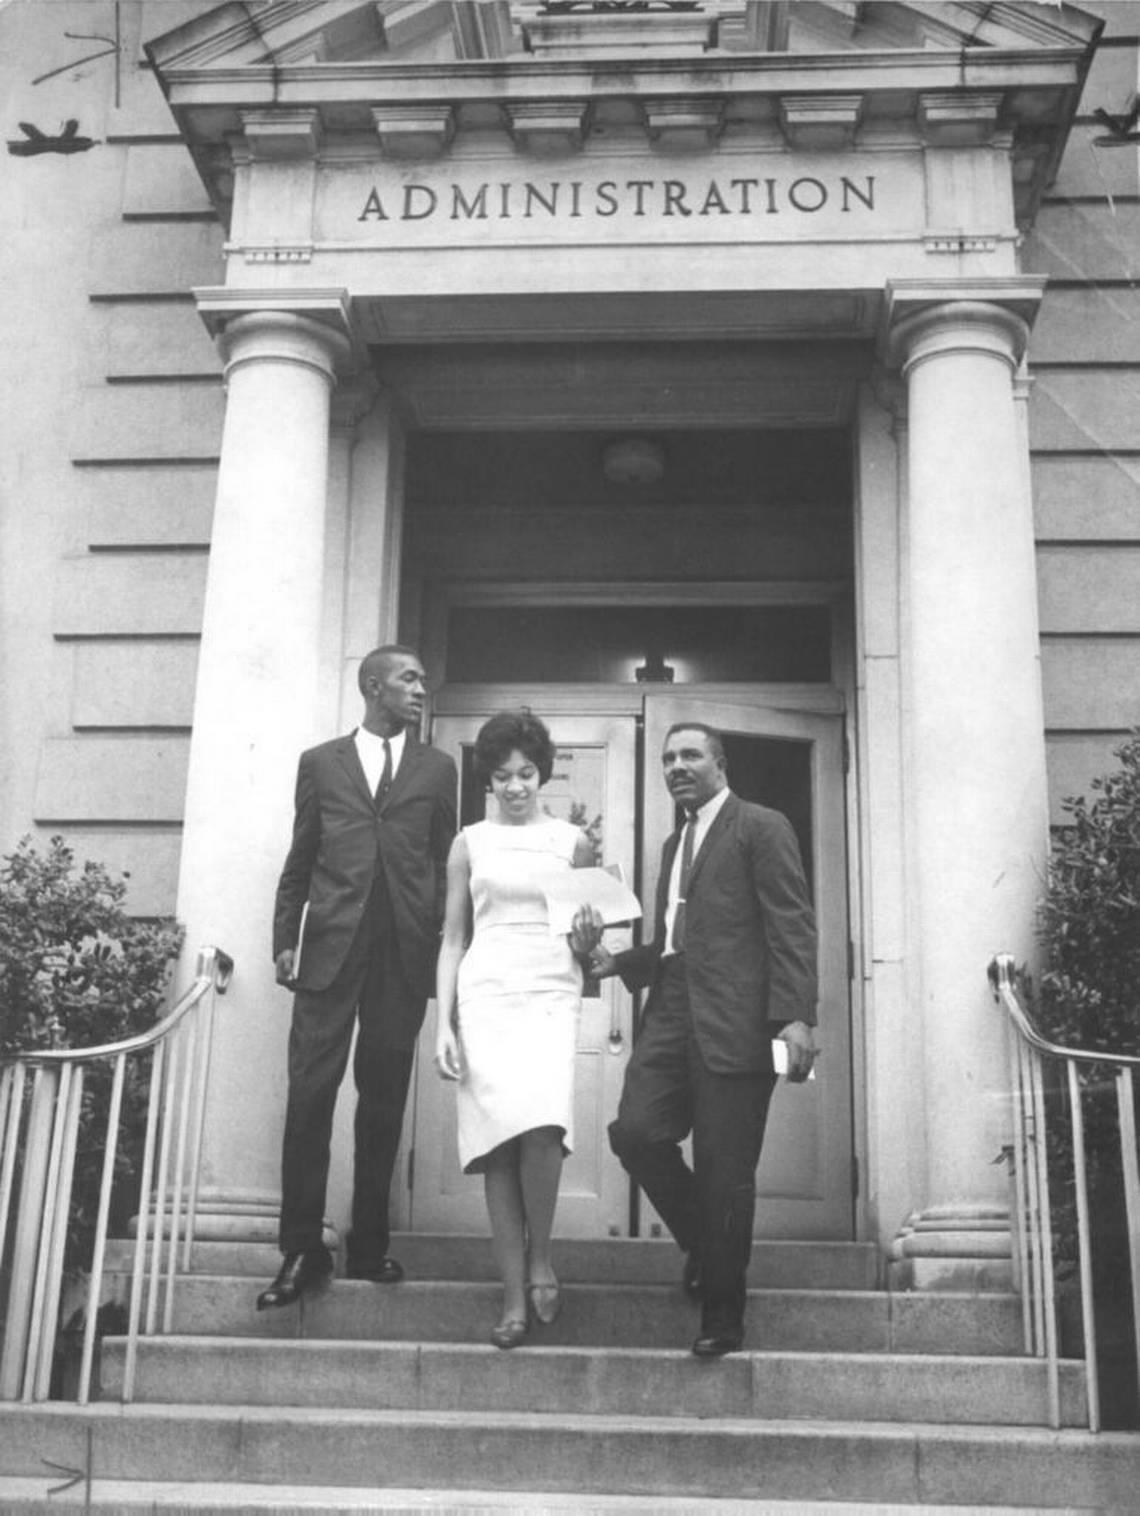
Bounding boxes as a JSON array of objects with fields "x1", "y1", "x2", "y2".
[{"x1": 473, "y1": 709, "x2": 556, "y2": 787}]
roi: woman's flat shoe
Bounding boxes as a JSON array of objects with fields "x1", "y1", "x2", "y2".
[
  {"x1": 490, "y1": 1318, "x2": 529, "y2": 1350},
  {"x1": 527, "y1": 1280, "x2": 562, "y2": 1326}
]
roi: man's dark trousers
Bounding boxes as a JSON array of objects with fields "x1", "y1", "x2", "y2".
[
  {"x1": 279, "y1": 866, "x2": 420, "y2": 1267},
  {"x1": 609, "y1": 956, "x2": 778, "y2": 1326}
]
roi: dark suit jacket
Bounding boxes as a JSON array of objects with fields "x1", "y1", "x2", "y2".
[
  {"x1": 272, "y1": 732, "x2": 457, "y2": 1001},
  {"x1": 615, "y1": 792, "x2": 818, "y2": 1074}
]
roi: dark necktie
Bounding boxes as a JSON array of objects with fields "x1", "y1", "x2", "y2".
[
  {"x1": 374, "y1": 738, "x2": 392, "y2": 806},
  {"x1": 671, "y1": 811, "x2": 698, "y2": 953}
]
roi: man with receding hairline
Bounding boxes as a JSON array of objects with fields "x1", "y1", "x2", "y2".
[
  {"x1": 594, "y1": 721, "x2": 817, "y2": 1357},
  {"x1": 258, "y1": 645, "x2": 456, "y2": 1310}
]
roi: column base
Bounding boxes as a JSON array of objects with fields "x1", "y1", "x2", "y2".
[
  {"x1": 127, "y1": 1188, "x2": 338, "y2": 1268},
  {"x1": 888, "y1": 1203, "x2": 1013, "y2": 1292}
]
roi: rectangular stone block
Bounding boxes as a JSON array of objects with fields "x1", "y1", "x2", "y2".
[
  {"x1": 1051, "y1": 126, "x2": 1140, "y2": 201},
  {"x1": 100, "y1": 302, "x2": 220, "y2": 379},
  {"x1": 80, "y1": 463, "x2": 217, "y2": 548},
  {"x1": 88, "y1": 223, "x2": 224, "y2": 297},
  {"x1": 71, "y1": 640, "x2": 198, "y2": 728},
  {"x1": 54, "y1": 554, "x2": 206, "y2": 637},
  {"x1": 32, "y1": 824, "x2": 182, "y2": 917},
  {"x1": 1031, "y1": 285, "x2": 1140, "y2": 363},
  {"x1": 1037, "y1": 545, "x2": 1140, "y2": 632},
  {"x1": 1029, "y1": 370, "x2": 1140, "y2": 453},
  {"x1": 71, "y1": 383, "x2": 224, "y2": 462},
  {"x1": 123, "y1": 144, "x2": 214, "y2": 217},
  {"x1": 1047, "y1": 731, "x2": 1130, "y2": 821},
  {"x1": 1075, "y1": 1, "x2": 1140, "y2": 33},
  {"x1": 1033, "y1": 454, "x2": 1140, "y2": 540},
  {"x1": 1043, "y1": 637, "x2": 1140, "y2": 728},
  {"x1": 34, "y1": 736, "x2": 189, "y2": 823},
  {"x1": 1079, "y1": 39, "x2": 1140, "y2": 107},
  {"x1": 1022, "y1": 203, "x2": 1140, "y2": 282}
]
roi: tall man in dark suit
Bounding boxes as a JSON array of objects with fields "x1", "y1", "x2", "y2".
[
  {"x1": 258, "y1": 645, "x2": 457, "y2": 1310},
  {"x1": 593, "y1": 722, "x2": 817, "y2": 1357}
]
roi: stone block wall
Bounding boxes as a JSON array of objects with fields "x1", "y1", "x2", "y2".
[
  {"x1": 0, "y1": 0, "x2": 222, "y2": 915},
  {"x1": 1024, "y1": 0, "x2": 1140, "y2": 821}
]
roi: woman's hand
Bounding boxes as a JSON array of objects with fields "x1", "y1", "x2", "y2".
[
  {"x1": 435, "y1": 1023, "x2": 464, "y2": 1081},
  {"x1": 569, "y1": 904, "x2": 604, "y2": 957}
]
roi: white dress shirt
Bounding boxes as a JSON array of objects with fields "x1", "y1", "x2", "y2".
[
  {"x1": 662, "y1": 784, "x2": 731, "y2": 956},
  {"x1": 355, "y1": 725, "x2": 406, "y2": 798}
]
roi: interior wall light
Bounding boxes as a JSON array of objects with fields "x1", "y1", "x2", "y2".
[{"x1": 635, "y1": 649, "x2": 675, "y2": 684}]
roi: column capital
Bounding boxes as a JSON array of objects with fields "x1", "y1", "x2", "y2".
[
  {"x1": 193, "y1": 288, "x2": 355, "y2": 382},
  {"x1": 882, "y1": 278, "x2": 1046, "y2": 372},
  {"x1": 331, "y1": 375, "x2": 382, "y2": 435}
]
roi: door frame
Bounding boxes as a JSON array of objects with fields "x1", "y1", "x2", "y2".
[{"x1": 397, "y1": 577, "x2": 866, "y2": 1242}]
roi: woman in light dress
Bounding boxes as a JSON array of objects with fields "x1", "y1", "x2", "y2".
[{"x1": 435, "y1": 711, "x2": 602, "y2": 1349}]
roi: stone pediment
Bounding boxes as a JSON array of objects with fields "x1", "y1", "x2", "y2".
[
  {"x1": 147, "y1": 1, "x2": 1102, "y2": 243},
  {"x1": 147, "y1": 2, "x2": 1102, "y2": 70}
]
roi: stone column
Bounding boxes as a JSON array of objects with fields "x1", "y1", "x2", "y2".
[
  {"x1": 174, "y1": 298, "x2": 351, "y2": 1243},
  {"x1": 886, "y1": 285, "x2": 1049, "y2": 1289}
]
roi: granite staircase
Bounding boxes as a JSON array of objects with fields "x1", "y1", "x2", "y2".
[{"x1": 0, "y1": 1233, "x2": 1137, "y2": 1511}]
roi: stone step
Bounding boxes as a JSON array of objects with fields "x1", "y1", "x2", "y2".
[
  {"x1": 0, "y1": 1475, "x2": 1083, "y2": 1515},
  {"x1": 0, "y1": 1403, "x2": 1135, "y2": 1508},
  {"x1": 98, "y1": 1336, "x2": 1088, "y2": 1426},
  {"x1": 153, "y1": 1276, "x2": 1024, "y2": 1355},
  {"x1": 105, "y1": 1233, "x2": 880, "y2": 1291}
]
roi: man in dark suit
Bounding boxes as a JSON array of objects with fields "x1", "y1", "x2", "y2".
[
  {"x1": 593, "y1": 722, "x2": 817, "y2": 1357},
  {"x1": 258, "y1": 645, "x2": 457, "y2": 1309}
]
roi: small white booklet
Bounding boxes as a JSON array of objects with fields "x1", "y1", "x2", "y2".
[
  {"x1": 771, "y1": 1038, "x2": 817, "y2": 1080},
  {"x1": 544, "y1": 866, "x2": 643, "y2": 936}
]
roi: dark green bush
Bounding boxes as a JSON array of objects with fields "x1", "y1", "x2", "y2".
[
  {"x1": 1031, "y1": 740, "x2": 1140, "y2": 1423},
  {"x1": 0, "y1": 836, "x2": 183, "y2": 1270},
  {"x1": 1037, "y1": 732, "x2": 1140, "y2": 1057}
]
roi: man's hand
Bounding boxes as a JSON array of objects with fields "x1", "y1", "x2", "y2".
[
  {"x1": 778, "y1": 1020, "x2": 818, "y2": 1083},
  {"x1": 275, "y1": 948, "x2": 296, "y2": 988},
  {"x1": 589, "y1": 943, "x2": 618, "y2": 980}
]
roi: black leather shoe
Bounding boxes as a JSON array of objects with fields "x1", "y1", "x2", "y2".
[
  {"x1": 682, "y1": 1252, "x2": 702, "y2": 1300},
  {"x1": 256, "y1": 1248, "x2": 333, "y2": 1311},
  {"x1": 345, "y1": 1255, "x2": 405, "y2": 1285},
  {"x1": 692, "y1": 1328, "x2": 744, "y2": 1358}
]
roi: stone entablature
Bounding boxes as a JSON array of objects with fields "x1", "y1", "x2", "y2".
[{"x1": 155, "y1": 45, "x2": 1091, "y2": 234}]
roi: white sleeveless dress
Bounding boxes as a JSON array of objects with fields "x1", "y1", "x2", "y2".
[{"x1": 456, "y1": 817, "x2": 583, "y2": 1173}]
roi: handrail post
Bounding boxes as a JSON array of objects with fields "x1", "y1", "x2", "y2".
[
  {"x1": 0, "y1": 1067, "x2": 57, "y2": 1400},
  {"x1": 78, "y1": 1053, "x2": 126, "y2": 1405},
  {"x1": 1116, "y1": 1065, "x2": 1140, "y2": 1419},
  {"x1": 1068, "y1": 1059, "x2": 1100, "y2": 1432},
  {"x1": 0, "y1": 1063, "x2": 26, "y2": 1274}
]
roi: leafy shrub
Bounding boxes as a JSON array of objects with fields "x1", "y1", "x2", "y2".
[
  {"x1": 0, "y1": 836, "x2": 183, "y2": 1270},
  {"x1": 1032, "y1": 736, "x2": 1140, "y2": 1305},
  {"x1": 1036, "y1": 733, "x2": 1140, "y2": 1055}
]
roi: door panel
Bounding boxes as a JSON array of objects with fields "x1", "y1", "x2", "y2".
[
  {"x1": 642, "y1": 696, "x2": 852, "y2": 1239},
  {"x1": 410, "y1": 713, "x2": 637, "y2": 1236}
]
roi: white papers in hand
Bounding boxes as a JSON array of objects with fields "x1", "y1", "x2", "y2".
[{"x1": 544, "y1": 867, "x2": 642, "y2": 936}]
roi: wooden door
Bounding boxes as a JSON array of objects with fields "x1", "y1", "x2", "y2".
[
  {"x1": 642, "y1": 695, "x2": 853, "y2": 1238},
  {"x1": 408, "y1": 711, "x2": 638, "y2": 1236}
]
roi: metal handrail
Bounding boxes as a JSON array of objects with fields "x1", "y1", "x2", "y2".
[
  {"x1": 989, "y1": 952, "x2": 1140, "y2": 1434},
  {"x1": 0, "y1": 946, "x2": 232, "y2": 1405},
  {"x1": 8, "y1": 951, "x2": 233, "y2": 1067}
]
